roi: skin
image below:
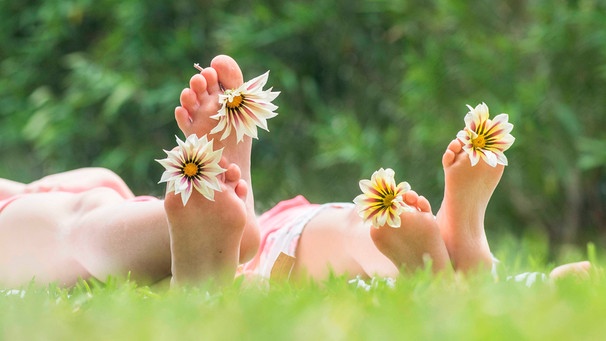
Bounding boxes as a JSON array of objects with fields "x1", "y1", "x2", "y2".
[
  {"x1": 436, "y1": 139, "x2": 499, "y2": 272},
  {"x1": 0, "y1": 55, "x2": 589, "y2": 288}
]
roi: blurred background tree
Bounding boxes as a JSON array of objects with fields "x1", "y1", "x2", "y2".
[{"x1": 1, "y1": 0, "x2": 605, "y2": 260}]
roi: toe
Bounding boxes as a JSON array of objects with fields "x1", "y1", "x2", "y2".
[
  {"x1": 189, "y1": 74, "x2": 208, "y2": 98},
  {"x1": 442, "y1": 149, "x2": 456, "y2": 168},
  {"x1": 404, "y1": 191, "x2": 432, "y2": 213},
  {"x1": 201, "y1": 67, "x2": 220, "y2": 94},
  {"x1": 403, "y1": 190, "x2": 419, "y2": 206},
  {"x1": 416, "y1": 195, "x2": 432, "y2": 213},
  {"x1": 234, "y1": 179, "x2": 248, "y2": 201},
  {"x1": 224, "y1": 163, "x2": 242, "y2": 183},
  {"x1": 180, "y1": 88, "x2": 199, "y2": 111},
  {"x1": 211, "y1": 55, "x2": 244, "y2": 90},
  {"x1": 447, "y1": 139, "x2": 463, "y2": 153},
  {"x1": 175, "y1": 106, "x2": 192, "y2": 133},
  {"x1": 442, "y1": 139, "x2": 462, "y2": 168}
]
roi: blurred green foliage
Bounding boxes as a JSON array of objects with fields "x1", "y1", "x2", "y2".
[{"x1": 1, "y1": 0, "x2": 605, "y2": 253}]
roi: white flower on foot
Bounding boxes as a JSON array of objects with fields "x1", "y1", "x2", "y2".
[
  {"x1": 210, "y1": 71, "x2": 280, "y2": 142},
  {"x1": 156, "y1": 134, "x2": 225, "y2": 205},
  {"x1": 456, "y1": 102, "x2": 515, "y2": 167},
  {"x1": 353, "y1": 168, "x2": 412, "y2": 228}
]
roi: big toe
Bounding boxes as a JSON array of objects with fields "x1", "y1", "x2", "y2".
[{"x1": 211, "y1": 55, "x2": 244, "y2": 89}]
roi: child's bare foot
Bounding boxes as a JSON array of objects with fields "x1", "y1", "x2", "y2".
[
  {"x1": 174, "y1": 55, "x2": 259, "y2": 263},
  {"x1": 436, "y1": 139, "x2": 502, "y2": 272},
  {"x1": 549, "y1": 261, "x2": 591, "y2": 280},
  {"x1": 370, "y1": 191, "x2": 450, "y2": 274},
  {"x1": 165, "y1": 162, "x2": 248, "y2": 286}
]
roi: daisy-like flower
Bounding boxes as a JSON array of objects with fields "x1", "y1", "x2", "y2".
[
  {"x1": 210, "y1": 71, "x2": 280, "y2": 142},
  {"x1": 353, "y1": 168, "x2": 412, "y2": 229},
  {"x1": 156, "y1": 134, "x2": 225, "y2": 205},
  {"x1": 456, "y1": 102, "x2": 515, "y2": 167}
]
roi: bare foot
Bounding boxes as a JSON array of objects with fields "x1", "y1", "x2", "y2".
[
  {"x1": 370, "y1": 191, "x2": 451, "y2": 274},
  {"x1": 174, "y1": 55, "x2": 260, "y2": 263},
  {"x1": 436, "y1": 139, "x2": 502, "y2": 272},
  {"x1": 165, "y1": 162, "x2": 248, "y2": 286},
  {"x1": 549, "y1": 261, "x2": 591, "y2": 280}
]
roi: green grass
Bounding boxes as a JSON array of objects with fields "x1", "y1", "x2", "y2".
[{"x1": 1, "y1": 244, "x2": 605, "y2": 341}]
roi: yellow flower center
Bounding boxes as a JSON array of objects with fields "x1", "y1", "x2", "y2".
[
  {"x1": 382, "y1": 193, "x2": 395, "y2": 208},
  {"x1": 183, "y1": 162, "x2": 199, "y2": 177},
  {"x1": 227, "y1": 94, "x2": 244, "y2": 109},
  {"x1": 472, "y1": 134, "x2": 486, "y2": 149}
]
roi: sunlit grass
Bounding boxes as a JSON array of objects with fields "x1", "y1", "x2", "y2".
[{"x1": 1, "y1": 244, "x2": 604, "y2": 341}]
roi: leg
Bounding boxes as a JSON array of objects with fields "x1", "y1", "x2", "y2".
[
  {"x1": 0, "y1": 189, "x2": 170, "y2": 287},
  {"x1": 0, "y1": 165, "x2": 248, "y2": 288},
  {"x1": 0, "y1": 55, "x2": 255, "y2": 287},
  {"x1": 293, "y1": 191, "x2": 451, "y2": 280},
  {"x1": 436, "y1": 139, "x2": 501, "y2": 272},
  {"x1": 174, "y1": 55, "x2": 259, "y2": 263},
  {"x1": 69, "y1": 196, "x2": 172, "y2": 284},
  {"x1": 166, "y1": 55, "x2": 259, "y2": 286}
]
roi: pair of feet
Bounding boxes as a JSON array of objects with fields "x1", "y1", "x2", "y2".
[
  {"x1": 164, "y1": 55, "x2": 503, "y2": 285},
  {"x1": 164, "y1": 55, "x2": 259, "y2": 286},
  {"x1": 370, "y1": 139, "x2": 501, "y2": 274}
]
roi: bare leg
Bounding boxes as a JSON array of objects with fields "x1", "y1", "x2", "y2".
[
  {"x1": 69, "y1": 194, "x2": 171, "y2": 284},
  {"x1": 294, "y1": 191, "x2": 451, "y2": 280},
  {"x1": 74, "y1": 169, "x2": 247, "y2": 287},
  {"x1": 165, "y1": 55, "x2": 261, "y2": 286},
  {"x1": 436, "y1": 139, "x2": 501, "y2": 272},
  {"x1": 0, "y1": 180, "x2": 248, "y2": 288},
  {"x1": 0, "y1": 56, "x2": 259, "y2": 287},
  {"x1": 0, "y1": 188, "x2": 171, "y2": 287},
  {"x1": 174, "y1": 55, "x2": 260, "y2": 263}
]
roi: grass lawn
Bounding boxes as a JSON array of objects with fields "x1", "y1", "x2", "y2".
[{"x1": 1, "y1": 241, "x2": 604, "y2": 341}]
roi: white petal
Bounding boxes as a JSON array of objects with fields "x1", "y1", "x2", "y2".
[
  {"x1": 375, "y1": 213, "x2": 387, "y2": 228},
  {"x1": 245, "y1": 71, "x2": 270, "y2": 92},
  {"x1": 481, "y1": 150, "x2": 498, "y2": 167},
  {"x1": 495, "y1": 152, "x2": 509, "y2": 166},
  {"x1": 387, "y1": 212, "x2": 402, "y2": 228},
  {"x1": 180, "y1": 187, "x2": 192, "y2": 205},
  {"x1": 469, "y1": 150, "x2": 480, "y2": 166}
]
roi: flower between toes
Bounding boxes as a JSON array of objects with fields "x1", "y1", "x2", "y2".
[
  {"x1": 156, "y1": 134, "x2": 225, "y2": 205},
  {"x1": 208, "y1": 70, "x2": 281, "y2": 143},
  {"x1": 456, "y1": 102, "x2": 515, "y2": 167},
  {"x1": 353, "y1": 168, "x2": 412, "y2": 229}
]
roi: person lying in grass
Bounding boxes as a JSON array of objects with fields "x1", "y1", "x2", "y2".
[{"x1": 0, "y1": 55, "x2": 590, "y2": 288}]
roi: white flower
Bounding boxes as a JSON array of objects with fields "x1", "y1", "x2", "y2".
[
  {"x1": 211, "y1": 71, "x2": 280, "y2": 142},
  {"x1": 353, "y1": 168, "x2": 411, "y2": 228},
  {"x1": 156, "y1": 134, "x2": 225, "y2": 205},
  {"x1": 456, "y1": 102, "x2": 515, "y2": 167}
]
